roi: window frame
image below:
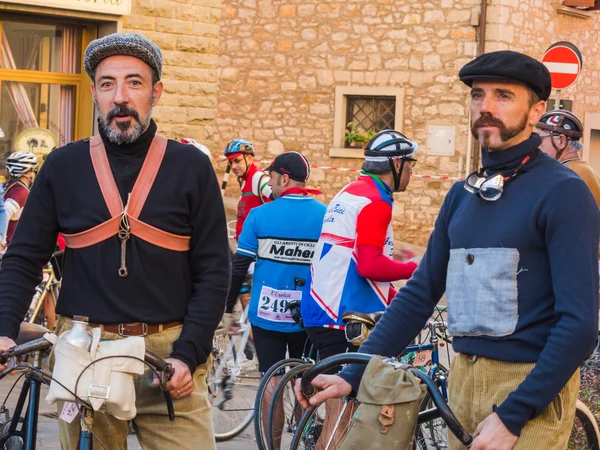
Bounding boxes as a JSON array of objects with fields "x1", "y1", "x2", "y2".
[
  {"x1": 0, "y1": 17, "x2": 97, "y2": 143},
  {"x1": 330, "y1": 86, "x2": 404, "y2": 159}
]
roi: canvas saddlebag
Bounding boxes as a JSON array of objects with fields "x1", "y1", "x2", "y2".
[
  {"x1": 45, "y1": 329, "x2": 145, "y2": 420},
  {"x1": 337, "y1": 357, "x2": 426, "y2": 450}
]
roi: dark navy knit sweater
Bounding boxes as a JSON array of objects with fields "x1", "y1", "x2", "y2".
[{"x1": 339, "y1": 133, "x2": 599, "y2": 436}]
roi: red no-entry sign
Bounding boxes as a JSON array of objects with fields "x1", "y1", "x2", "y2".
[{"x1": 541, "y1": 42, "x2": 583, "y2": 90}]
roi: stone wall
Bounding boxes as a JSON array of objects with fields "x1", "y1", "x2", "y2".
[
  {"x1": 215, "y1": 0, "x2": 600, "y2": 246},
  {"x1": 215, "y1": 0, "x2": 482, "y2": 246},
  {"x1": 123, "y1": 0, "x2": 222, "y2": 145},
  {"x1": 487, "y1": 0, "x2": 600, "y2": 117}
]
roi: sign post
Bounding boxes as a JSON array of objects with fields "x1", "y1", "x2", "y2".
[{"x1": 541, "y1": 42, "x2": 582, "y2": 110}]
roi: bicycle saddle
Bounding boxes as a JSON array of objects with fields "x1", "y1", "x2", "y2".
[
  {"x1": 342, "y1": 311, "x2": 384, "y2": 328},
  {"x1": 15, "y1": 323, "x2": 49, "y2": 345}
]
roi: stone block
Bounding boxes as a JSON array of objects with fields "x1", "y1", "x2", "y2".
[
  {"x1": 447, "y1": 8, "x2": 471, "y2": 23},
  {"x1": 281, "y1": 82, "x2": 297, "y2": 91},
  {"x1": 280, "y1": 5, "x2": 296, "y2": 17},
  {"x1": 277, "y1": 39, "x2": 294, "y2": 52},
  {"x1": 423, "y1": 54, "x2": 442, "y2": 71},
  {"x1": 176, "y1": 36, "x2": 211, "y2": 52},
  {"x1": 424, "y1": 10, "x2": 445, "y2": 22},
  {"x1": 193, "y1": 23, "x2": 220, "y2": 38},
  {"x1": 302, "y1": 29, "x2": 317, "y2": 40},
  {"x1": 310, "y1": 103, "x2": 331, "y2": 115},
  {"x1": 316, "y1": 69, "x2": 334, "y2": 86},
  {"x1": 123, "y1": 15, "x2": 156, "y2": 31},
  {"x1": 156, "y1": 18, "x2": 193, "y2": 34},
  {"x1": 402, "y1": 13, "x2": 422, "y2": 24},
  {"x1": 299, "y1": 75, "x2": 317, "y2": 90},
  {"x1": 143, "y1": 31, "x2": 178, "y2": 50},
  {"x1": 298, "y1": 4, "x2": 315, "y2": 16},
  {"x1": 334, "y1": 70, "x2": 351, "y2": 83},
  {"x1": 409, "y1": 54, "x2": 422, "y2": 71},
  {"x1": 238, "y1": 8, "x2": 257, "y2": 18},
  {"x1": 436, "y1": 39, "x2": 457, "y2": 54},
  {"x1": 368, "y1": 54, "x2": 382, "y2": 70},
  {"x1": 351, "y1": 71, "x2": 365, "y2": 84}
]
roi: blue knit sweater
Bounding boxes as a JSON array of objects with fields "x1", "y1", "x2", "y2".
[{"x1": 339, "y1": 133, "x2": 599, "y2": 436}]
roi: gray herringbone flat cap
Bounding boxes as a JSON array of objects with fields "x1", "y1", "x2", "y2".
[{"x1": 84, "y1": 33, "x2": 162, "y2": 80}]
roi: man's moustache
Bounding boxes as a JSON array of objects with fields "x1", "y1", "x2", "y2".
[{"x1": 107, "y1": 107, "x2": 140, "y2": 122}]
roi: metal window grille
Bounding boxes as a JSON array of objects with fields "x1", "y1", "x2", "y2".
[{"x1": 345, "y1": 96, "x2": 396, "y2": 148}]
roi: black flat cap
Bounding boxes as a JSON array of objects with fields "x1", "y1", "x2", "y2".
[{"x1": 459, "y1": 50, "x2": 551, "y2": 101}]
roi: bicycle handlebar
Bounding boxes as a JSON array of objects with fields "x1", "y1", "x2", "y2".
[
  {"x1": 299, "y1": 353, "x2": 473, "y2": 447},
  {"x1": 1, "y1": 337, "x2": 174, "y2": 376}
]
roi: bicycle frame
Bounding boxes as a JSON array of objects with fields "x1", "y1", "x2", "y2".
[
  {"x1": 402, "y1": 320, "x2": 450, "y2": 399},
  {"x1": 27, "y1": 264, "x2": 59, "y2": 326},
  {"x1": 0, "y1": 334, "x2": 174, "y2": 450}
]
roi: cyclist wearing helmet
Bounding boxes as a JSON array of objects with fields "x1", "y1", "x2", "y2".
[
  {"x1": 537, "y1": 110, "x2": 600, "y2": 206},
  {"x1": 224, "y1": 139, "x2": 272, "y2": 240},
  {"x1": 301, "y1": 129, "x2": 419, "y2": 359},
  {"x1": 2, "y1": 151, "x2": 38, "y2": 247}
]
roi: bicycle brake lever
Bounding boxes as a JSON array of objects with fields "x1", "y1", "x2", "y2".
[{"x1": 159, "y1": 363, "x2": 175, "y2": 422}]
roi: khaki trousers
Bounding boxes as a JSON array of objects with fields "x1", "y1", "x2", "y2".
[
  {"x1": 52, "y1": 316, "x2": 216, "y2": 450},
  {"x1": 448, "y1": 353, "x2": 579, "y2": 450}
]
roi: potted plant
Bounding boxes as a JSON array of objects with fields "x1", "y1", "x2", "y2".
[{"x1": 345, "y1": 123, "x2": 376, "y2": 148}]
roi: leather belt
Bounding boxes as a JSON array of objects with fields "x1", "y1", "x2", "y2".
[{"x1": 88, "y1": 321, "x2": 183, "y2": 336}]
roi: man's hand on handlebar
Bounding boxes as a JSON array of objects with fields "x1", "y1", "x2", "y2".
[
  {"x1": 152, "y1": 358, "x2": 193, "y2": 399},
  {"x1": 0, "y1": 337, "x2": 17, "y2": 371},
  {"x1": 294, "y1": 374, "x2": 352, "y2": 409}
]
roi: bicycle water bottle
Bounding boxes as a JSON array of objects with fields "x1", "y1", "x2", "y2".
[{"x1": 60, "y1": 315, "x2": 92, "y2": 351}]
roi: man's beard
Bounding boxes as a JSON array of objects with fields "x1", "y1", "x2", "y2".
[
  {"x1": 471, "y1": 112, "x2": 528, "y2": 151},
  {"x1": 96, "y1": 102, "x2": 152, "y2": 145}
]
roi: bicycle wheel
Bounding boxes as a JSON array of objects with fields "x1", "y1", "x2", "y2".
[
  {"x1": 267, "y1": 363, "x2": 313, "y2": 450},
  {"x1": 289, "y1": 398, "x2": 359, "y2": 450},
  {"x1": 568, "y1": 399, "x2": 600, "y2": 450},
  {"x1": 208, "y1": 326, "x2": 260, "y2": 441},
  {"x1": 254, "y1": 358, "x2": 306, "y2": 450},
  {"x1": 414, "y1": 391, "x2": 449, "y2": 449}
]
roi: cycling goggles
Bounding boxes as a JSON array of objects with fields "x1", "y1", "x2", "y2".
[
  {"x1": 463, "y1": 150, "x2": 535, "y2": 202},
  {"x1": 464, "y1": 172, "x2": 504, "y2": 201}
]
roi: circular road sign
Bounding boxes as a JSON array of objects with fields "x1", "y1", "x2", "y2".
[{"x1": 542, "y1": 42, "x2": 583, "y2": 90}]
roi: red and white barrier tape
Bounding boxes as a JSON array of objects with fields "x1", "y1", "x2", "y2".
[{"x1": 214, "y1": 155, "x2": 462, "y2": 181}]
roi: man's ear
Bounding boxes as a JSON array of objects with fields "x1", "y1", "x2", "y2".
[
  {"x1": 529, "y1": 100, "x2": 546, "y2": 126},
  {"x1": 151, "y1": 80, "x2": 163, "y2": 107}
]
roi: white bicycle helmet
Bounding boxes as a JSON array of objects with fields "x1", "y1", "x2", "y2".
[
  {"x1": 364, "y1": 130, "x2": 418, "y2": 191},
  {"x1": 6, "y1": 151, "x2": 39, "y2": 177},
  {"x1": 180, "y1": 138, "x2": 213, "y2": 162}
]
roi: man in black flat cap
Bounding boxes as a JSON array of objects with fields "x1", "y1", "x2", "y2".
[
  {"x1": 295, "y1": 50, "x2": 599, "y2": 449},
  {"x1": 0, "y1": 33, "x2": 229, "y2": 449}
]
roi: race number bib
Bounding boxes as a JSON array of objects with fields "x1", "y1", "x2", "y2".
[{"x1": 257, "y1": 286, "x2": 302, "y2": 323}]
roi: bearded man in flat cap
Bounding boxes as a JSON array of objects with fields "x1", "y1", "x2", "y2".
[
  {"x1": 295, "y1": 50, "x2": 599, "y2": 449},
  {"x1": 0, "y1": 33, "x2": 229, "y2": 449}
]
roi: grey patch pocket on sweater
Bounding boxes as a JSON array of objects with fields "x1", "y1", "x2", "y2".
[{"x1": 446, "y1": 248, "x2": 519, "y2": 337}]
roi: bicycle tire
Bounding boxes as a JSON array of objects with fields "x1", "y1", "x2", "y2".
[
  {"x1": 209, "y1": 326, "x2": 259, "y2": 442},
  {"x1": 267, "y1": 363, "x2": 313, "y2": 450},
  {"x1": 254, "y1": 358, "x2": 306, "y2": 450},
  {"x1": 288, "y1": 402, "x2": 327, "y2": 450},
  {"x1": 569, "y1": 399, "x2": 600, "y2": 450},
  {"x1": 414, "y1": 391, "x2": 449, "y2": 450}
]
